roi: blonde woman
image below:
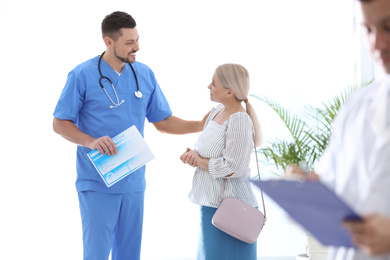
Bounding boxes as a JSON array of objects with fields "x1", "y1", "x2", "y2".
[{"x1": 180, "y1": 63, "x2": 261, "y2": 260}]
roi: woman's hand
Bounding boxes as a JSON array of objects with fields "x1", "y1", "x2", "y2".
[{"x1": 180, "y1": 148, "x2": 199, "y2": 167}]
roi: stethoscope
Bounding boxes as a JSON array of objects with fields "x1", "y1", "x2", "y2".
[{"x1": 98, "y1": 51, "x2": 143, "y2": 108}]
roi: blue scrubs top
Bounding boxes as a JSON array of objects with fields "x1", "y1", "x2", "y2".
[{"x1": 53, "y1": 56, "x2": 172, "y2": 193}]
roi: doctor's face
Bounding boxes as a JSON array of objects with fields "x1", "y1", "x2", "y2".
[
  {"x1": 361, "y1": 0, "x2": 390, "y2": 74},
  {"x1": 113, "y1": 27, "x2": 140, "y2": 64}
]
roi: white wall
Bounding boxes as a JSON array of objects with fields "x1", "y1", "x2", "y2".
[{"x1": 0, "y1": 0, "x2": 358, "y2": 259}]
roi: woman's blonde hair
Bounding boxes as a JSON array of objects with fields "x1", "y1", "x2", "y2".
[{"x1": 215, "y1": 63, "x2": 262, "y2": 147}]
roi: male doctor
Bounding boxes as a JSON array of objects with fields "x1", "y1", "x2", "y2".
[
  {"x1": 53, "y1": 11, "x2": 206, "y2": 260},
  {"x1": 287, "y1": 0, "x2": 390, "y2": 259}
]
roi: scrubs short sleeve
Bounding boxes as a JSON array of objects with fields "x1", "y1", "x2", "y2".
[
  {"x1": 133, "y1": 63, "x2": 172, "y2": 123},
  {"x1": 53, "y1": 71, "x2": 85, "y2": 125}
]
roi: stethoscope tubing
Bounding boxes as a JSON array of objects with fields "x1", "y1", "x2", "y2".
[{"x1": 98, "y1": 51, "x2": 142, "y2": 108}]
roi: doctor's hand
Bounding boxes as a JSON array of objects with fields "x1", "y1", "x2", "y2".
[
  {"x1": 284, "y1": 164, "x2": 320, "y2": 180},
  {"x1": 89, "y1": 136, "x2": 118, "y2": 156},
  {"x1": 343, "y1": 214, "x2": 390, "y2": 256},
  {"x1": 180, "y1": 148, "x2": 199, "y2": 167}
]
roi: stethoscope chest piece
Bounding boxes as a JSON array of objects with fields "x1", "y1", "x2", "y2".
[{"x1": 135, "y1": 90, "x2": 143, "y2": 98}]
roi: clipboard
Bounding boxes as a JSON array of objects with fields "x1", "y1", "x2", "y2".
[{"x1": 252, "y1": 179, "x2": 362, "y2": 248}]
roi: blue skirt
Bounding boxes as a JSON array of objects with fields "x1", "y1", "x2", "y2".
[{"x1": 197, "y1": 206, "x2": 257, "y2": 260}]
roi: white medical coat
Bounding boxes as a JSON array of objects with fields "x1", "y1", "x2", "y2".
[{"x1": 316, "y1": 77, "x2": 390, "y2": 260}]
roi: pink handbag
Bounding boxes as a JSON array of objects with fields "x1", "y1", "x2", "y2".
[{"x1": 212, "y1": 144, "x2": 267, "y2": 244}]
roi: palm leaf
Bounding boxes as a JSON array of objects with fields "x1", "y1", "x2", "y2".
[
  {"x1": 250, "y1": 83, "x2": 364, "y2": 175},
  {"x1": 253, "y1": 96, "x2": 311, "y2": 153}
]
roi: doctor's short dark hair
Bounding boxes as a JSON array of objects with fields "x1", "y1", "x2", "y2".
[{"x1": 101, "y1": 11, "x2": 136, "y2": 41}]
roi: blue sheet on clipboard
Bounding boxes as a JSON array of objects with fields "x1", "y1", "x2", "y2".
[{"x1": 252, "y1": 179, "x2": 362, "y2": 248}]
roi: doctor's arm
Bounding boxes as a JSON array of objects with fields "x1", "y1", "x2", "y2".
[
  {"x1": 52, "y1": 117, "x2": 118, "y2": 156},
  {"x1": 153, "y1": 112, "x2": 209, "y2": 134}
]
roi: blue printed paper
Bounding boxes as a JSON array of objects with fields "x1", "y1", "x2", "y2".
[{"x1": 87, "y1": 126, "x2": 155, "y2": 187}]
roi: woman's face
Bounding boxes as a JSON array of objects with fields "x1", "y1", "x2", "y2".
[{"x1": 208, "y1": 73, "x2": 229, "y2": 103}]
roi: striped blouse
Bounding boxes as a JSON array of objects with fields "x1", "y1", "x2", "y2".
[{"x1": 188, "y1": 104, "x2": 259, "y2": 208}]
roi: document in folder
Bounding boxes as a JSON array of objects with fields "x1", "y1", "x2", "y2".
[
  {"x1": 87, "y1": 126, "x2": 155, "y2": 187},
  {"x1": 252, "y1": 179, "x2": 362, "y2": 248}
]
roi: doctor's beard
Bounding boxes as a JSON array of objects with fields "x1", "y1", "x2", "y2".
[{"x1": 114, "y1": 48, "x2": 136, "y2": 64}]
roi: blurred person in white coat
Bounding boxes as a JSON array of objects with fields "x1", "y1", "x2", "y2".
[{"x1": 286, "y1": 0, "x2": 390, "y2": 258}]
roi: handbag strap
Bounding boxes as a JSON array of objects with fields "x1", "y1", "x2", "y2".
[
  {"x1": 217, "y1": 136, "x2": 267, "y2": 222},
  {"x1": 254, "y1": 145, "x2": 267, "y2": 221}
]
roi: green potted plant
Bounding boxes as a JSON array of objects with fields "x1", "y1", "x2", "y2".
[{"x1": 251, "y1": 85, "x2": 360, "y2": 176}]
